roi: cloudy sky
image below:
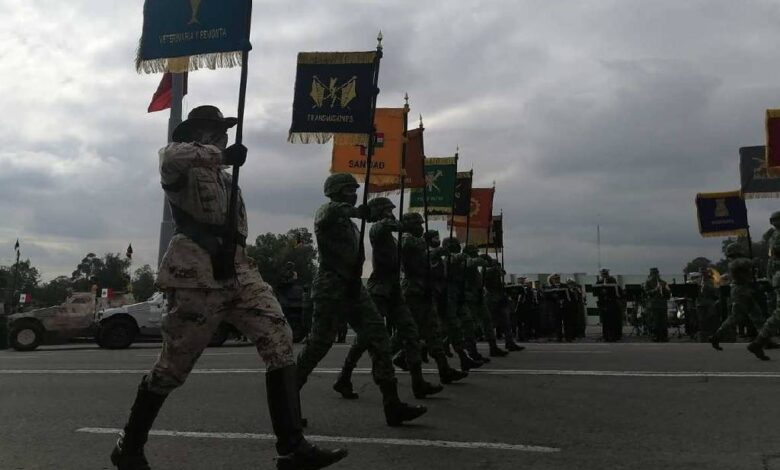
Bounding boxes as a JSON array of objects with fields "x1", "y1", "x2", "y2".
[{"x1": 2, "y1": 0, "x2": 780, "y2": 280}]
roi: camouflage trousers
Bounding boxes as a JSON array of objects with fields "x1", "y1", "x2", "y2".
[
  {"x1": 343, "y1": 281, "x2": 422, "y2": 369},
  {"x1": 404, "y1": 287, "x2": 446, "y2": 358},
  {"x1": 297, "y1": 271, "x2": 396, "y2": 388},
  {"x1": 758, "y1": 287, "x2": 780, "y2": 340},
  {"x1": 435, "y1": 290, "x2": 464, "y2": 351},
  {"x1": 466, "y1": 297, "x2": 496, "y2": 342},
  {"x1": 443, "y1": 288, "x2": 477, "y2": 348},
  {"x1": 715, "y1": 285, "x2": 765, "y2": 339},
  {"x1": 146, "y1": 281, "x2": 294, "y2": 395},
  {"x1": 485, "y1": 291, "x2": 511, "y2": 340},
  {"x1": 646, "y1": 299, "x2": 668, "y2": 341}
]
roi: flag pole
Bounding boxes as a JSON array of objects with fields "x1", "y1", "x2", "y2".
[
  {"x1": 447, "y1": 148, "x2": 459, "y2": 242},
  {"x1": 157, "y1": 73, "x2": 185, "y2": 268},
  {"x1": 396, "y1": 93, "x2": 409, "y2": 278},
  {"x1": 463, "y1": 169, "x2": 473, "y2": 247},
  {"x1": 224, "y1": 0, "x2": 254, "y2": 270},
  {"x1": 10, "y1": 244, "x2": 20, "y2": 314},
  {"x1": 484, "y1": 182, "x2": 495, "y2": 256},
  {"x1": 357, "y1": 32, "x2": 384, "y2": 274},
  {"x1": 419, "y1": 116, "x2": 433, "y2": 288}
]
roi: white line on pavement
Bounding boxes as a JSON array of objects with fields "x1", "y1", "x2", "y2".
[
  {"x1": 76, "y1": 427, "x2": 560, "y2": 453},
  {"x1": 4, "y1": 368, "x2": 780, "y2": 378}
]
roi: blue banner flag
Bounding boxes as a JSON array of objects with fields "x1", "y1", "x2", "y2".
[
  {"x1": 739, "y1": 145, "x2": 780, "y2": 199},
  {"x1": 695, "y1": 190, "x2": 749, "y2": 238},
  {"x1": 136, "y1": 0, "x2": 252, "y2": 73},
  {"x1": 288, "y1": 52, "x2": 379, "y2": 145}
]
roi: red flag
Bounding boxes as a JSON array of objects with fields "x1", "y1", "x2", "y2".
[
  {"x1": 767, "y1": 109, "x2": 780, "y2": 175},
  {"x1": 148, "y1": 73, "x2": 188, "y2": 113},
  {"x1": 450, "y1": 187, "x2": 495, "y2": 228}
]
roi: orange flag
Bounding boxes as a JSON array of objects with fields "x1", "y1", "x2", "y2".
[{"x1": 331, "y1": 108, "x2": 405, "y2": 186}]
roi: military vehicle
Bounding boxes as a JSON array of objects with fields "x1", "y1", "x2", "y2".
[{"x1": 7, "y1": 291, "x2": 133, "y2": 351}]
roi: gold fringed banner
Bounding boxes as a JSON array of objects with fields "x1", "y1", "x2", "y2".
[{"x1": 136, "y1": 52, "x2": 244, "y2": 74}]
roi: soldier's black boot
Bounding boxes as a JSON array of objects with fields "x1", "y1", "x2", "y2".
[
  {"x1": 765, "y1": 339, "x2": 780, "y2": 349},
  {"x1": 467, "y1": 340, "x2": 491, "y2": 363},
  {"x1": 332, "y1": 364, "x2": 359, "y2": 400},
  {"x1": 433, "y1": 352, "x2": 468, "y2": 384},
  {"x1": 409, "y1": 362, "x2": 444, "y2": 399},
  {"x1": 110, "y1": 377, "x2": 167, "y2": 470},
  {"x1": 392, "y1": 350, "x2": 409, "y2": 371},
  {"x1": 488, "y1": 339, "x2": 509, "y2": 357},
  {"x1": 379, "y1": 380, "x2": 427, "y2": 427},
  {"x1": 747, "y1": 337, "x2": 771, "y2": 361},
  {"x1": 267, "y1": 366, "x2": 348, "y2": 470},
  {"x1": 505, "y1": 340, "x2": 524, "y2": 352},
  {"x1": 709, "y1": 335, "x2": 723, "y2": 351},
  {"x1": 457, "y1": 348, "x2": 482, "y2": 371}
]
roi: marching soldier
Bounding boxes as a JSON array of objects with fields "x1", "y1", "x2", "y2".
[
  {"x1": 643, "y1": 268, "x2": 671, "y2": 342},
  {"x1": 564, "y1": 278, "x2": 584, "y2": 341},
  {"x1": 332, "y1": 197, "x2": 443, "y2": 400},
  {"x1": 296, "y1": 173, "x2": 426, "y2": 426},
  {"x1": 399, "y1": 215, "x2": 468, "y2": 384},
  {"x1": 483, "y1": 256, "x2": 524, "y2": 351},
  {"x1": 111, "y1": 106, "x2": 347, "y2": 470},
  {"x1": 710, "y1": 243, "x2": 766, "y2": 356},
  {"x1": 442, "y1": 238, "x2": 489, "y2": 367},
  {"x1": 748, "y1": 211, "x2": 780, "y2": 360},
  {"x1": 595, "y1": 268, "x2": 623, "y2": 342},
  {"x1": 462, "y1": 245, "x2": 507, "y2": 358}
]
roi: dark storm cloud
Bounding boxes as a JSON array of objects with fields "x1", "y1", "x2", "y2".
[{"x1": 3, "y1": 0, "x2": 780, "y2": 279}]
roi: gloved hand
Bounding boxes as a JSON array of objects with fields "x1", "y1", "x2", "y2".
[
  {"x1": 223, "y1": 144, "x2": 248, "y2": 167},
  {"x1": 352, "y1": 203, "x2": 370, "y2": 220}
]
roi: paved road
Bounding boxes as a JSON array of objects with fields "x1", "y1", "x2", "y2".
[{"x1": 1, "y1": 341, "x2": 778, "y2": 470}]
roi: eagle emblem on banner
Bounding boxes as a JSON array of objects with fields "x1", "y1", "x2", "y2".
[
  {"x1": 715, "y1": 198, "x2": 729, "y2": 217},
  {"x1": 310, "y1": 76, "x2": 358, "y2": 109}
]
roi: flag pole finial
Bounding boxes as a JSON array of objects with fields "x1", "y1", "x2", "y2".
[
  {"x1": 404, "y1": 92, "x2": 409, "y2": 111},
  {"x1": 377, "y1": 31, "x2": 383, "y2": 50},
  {"x1": 419, "y1": 114, "x2": 423, "y2": 129}
]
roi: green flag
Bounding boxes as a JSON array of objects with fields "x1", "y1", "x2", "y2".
[{"x1": 409, "y1": 157, "x2": 457, "y2": 219}]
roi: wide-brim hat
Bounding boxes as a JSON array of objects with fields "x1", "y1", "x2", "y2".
[{"x1": 172, "y1": 105, "x2": 238, "y2": 142}]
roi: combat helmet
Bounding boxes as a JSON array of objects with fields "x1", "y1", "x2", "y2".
[
  {"x1": 401, "y1": 212, "x2": 424, "y2": 225},
  {"x1": 725, "y1": 243, "x2": 746, "y2": 258},
  {"x1": 368, "y1": 197, "x2": 395, "y2": 211},
  {"x1": 771, "y1": 211, "x2": 780, "y2": 225},
  {"x1": 463, "y1": 244, "x2": 479, "y2": 257},
  {"x1": 442, "y1": 237, "x2": 461, "y2": 253},
  {"x1": 324, "y1": 173, "x2": 359, "y2": 197}
]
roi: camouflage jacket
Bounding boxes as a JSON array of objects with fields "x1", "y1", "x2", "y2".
[
  {"x1": 314, "y1": 201, "x2": 363, "y2": 280},
  {"x1": 369, "y1": 218, "x2": 401, "y2": 282},
  {"x1": 768, "y1": 230, "x2": 780, "y2": 283},
  {"x1": 401, "y1": 234, "x2": 428, "y2": 293},
  {"x1": 484, "y1": 265, "x2": 504, "y2": 293},
  {"x1": 157, "y1": 143, "x2": 251, "y2": 290}
]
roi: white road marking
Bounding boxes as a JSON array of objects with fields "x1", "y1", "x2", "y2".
[
  {"x1": 3, "y1": 368, "x2": 780, "y2": 378},
  {"x1": 76, "y1": 427, "x2": 559, "y2": 453}
]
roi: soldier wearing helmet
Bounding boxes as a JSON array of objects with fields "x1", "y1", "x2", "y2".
[
  {"x1": 710, "y1": 243, "x2": 768, "y2": 358},
  {"x1": 333, "y1": 197, "x2": 443, "y2": 400},
  {"x1": 746, "y1": 213, "x2": 780, "y2": 359},
  {"x1": 296, "y1": 174, "x2": 427, "y2": 426},
  {"x1": 395, "y1": 213, "x2": 468, "y2": 385},
  {"x1": 462, "y1": 248, "x2": 508, "y2": 357},
  {"x1": 440, "y1": 238, "x2": 486, "y2": 371},
  {"x1": 483, "y1": 255, "x2": 524, "y2": 351}
]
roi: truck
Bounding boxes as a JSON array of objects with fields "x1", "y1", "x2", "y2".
[
  {"x1": 7, "y1": 291, "x2": 134, "y2": 351},
  {"x1": 95, "y1": 292, "x2": 241, "y2": 349}
]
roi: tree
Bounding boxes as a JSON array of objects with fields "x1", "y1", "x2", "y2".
[
  {"x1": 71, "y1": 252, "x2": 131, "y2": 292},
  {"x1": 131, "y1": 265, "x2": 156, "y2": 301},
  {"x1": 33, "y1": 276, "x2": 72, "y2": 307},
  {"x1": 0, "y1": 259, "x2": 41, "y2": 311},
  {"x1": 246, "y1": 228, "x2": 317, "y2": 289},
  {"x1": 683, "y1": 257, "x2": 713, "y2": 275}
]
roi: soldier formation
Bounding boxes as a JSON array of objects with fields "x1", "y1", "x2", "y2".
[{"x1": 108, "y1": 104, "x2": 780, "y2": 470}]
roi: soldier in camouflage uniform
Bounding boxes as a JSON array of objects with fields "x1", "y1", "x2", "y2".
[
  {"x1": 643, "y1": 268, "x2": 671, "y2": 342},
  {"x1": 696, "y1": 268, "x2": 720, "y2": 342},
  {"x1": 111, "y1": 106, "x2": 346, "y2": 470},
  {"x1": 398, "y1": 215, "x2": 468, "y2": 384},
  {"x1": 332, "y1": 198, "x2": 443, "y2": 399},
  {"x1": 710, "y1": 243, "x2": 766, "y2": 355},
  {"x1": 748, "y1": 212, "x2": 780, "y2": 360},
  {"x1": 296, "y1": 174, "x2": 426, "y2": 426},
  {"x1": 483, "y1": 255, "x2": 524, "y2": 351},
  {"x1": 442, "y1": 237, "x2": 486, "y2": 370}
]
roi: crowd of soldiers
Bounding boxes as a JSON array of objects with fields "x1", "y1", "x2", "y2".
[{"x1": 106, "y1": 104, "x2": 780, "y2": 470}]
